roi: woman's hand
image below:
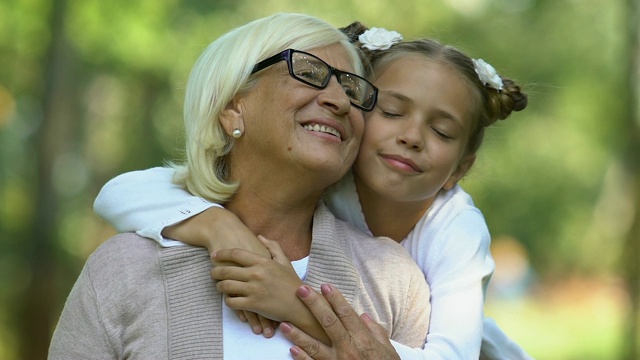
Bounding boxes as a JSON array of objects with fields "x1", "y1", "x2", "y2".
[{"x1": 279, "y1": 284, "x2": 400, "y2": 360}]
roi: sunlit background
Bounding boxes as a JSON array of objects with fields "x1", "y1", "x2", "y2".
[{"x1": 1, "y1": 0, "x2": 639, "y2": 359}]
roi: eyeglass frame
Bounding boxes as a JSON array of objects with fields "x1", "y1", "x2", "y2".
[{"x1": 250, "y1": 49, "x2": 378, "y2": 111}]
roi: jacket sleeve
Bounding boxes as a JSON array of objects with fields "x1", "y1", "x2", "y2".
[
  {"x1": 48, "y1": 265, "x2": 117, "y2": 359},
  {"x1": 93, "y1": 167, "x2": 220, "y2": 244}
]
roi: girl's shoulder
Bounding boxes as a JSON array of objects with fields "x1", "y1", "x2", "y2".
[
  {"x1": 404, "y1": 185, "x2": 489, "y2": 255},
  {"x1": 422, "y1": 185, "x2": 485, "y2": 230}
]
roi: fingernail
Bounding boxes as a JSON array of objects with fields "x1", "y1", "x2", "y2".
[
  {"x1": 210, "y1": 251, "x2": 217, "y2": 259},
  {"x1": 321, "y1": 284, "x2": 333, "y2": 294},
  {"x1": 290, "y1": 347, "x2": 300, "y2": 356},
  {"x1": 263, "y1": 327, "x2": 273, "y2": 337},
  {"x1": 362, "y1": 313, "x2": 372, "y2": 321},
  {"x1": 252, "y1": 325, "x2": 261, "y2": 334},
  {"x1": 297, "y1": 285, "x2": 311, "y2": 298},
  {"x1": 280, "y1": 322, "x2": 292, "y2": 333}
]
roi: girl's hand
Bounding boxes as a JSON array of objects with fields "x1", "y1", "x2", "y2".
[
  {"x1": 233, "y1": 235, "x2": 298, "y2": 336},
  {"x1": 280, "y1": 284, "x2": 400, "y2": 360},
  {"x1": 212, "y1": 237, "x2": 331, "y2": 344},
  {"x1": 235, "y1": 310, "x2": 279, "y2": 338},
  {"x1": 162, "y1": 207, "x2": 275, "y2": 335},
  {"x1": 224, "y1": 235, "x2": 298, "y2": 337},
  {"x1": 211, "y1": 240, "x2": 304, "y2": 322}
]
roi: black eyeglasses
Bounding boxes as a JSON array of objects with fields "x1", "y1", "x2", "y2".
[{"x1": 251, "y1": 49, "x2": 378, "y2": 111}]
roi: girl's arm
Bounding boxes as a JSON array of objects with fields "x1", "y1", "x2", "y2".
[
  {"x1": 94, "y1": 167, "x2": 220, "y2": 243},
  {"x1": 93, "y1": 167, "x2": 269, "y2": 257},
  {"x1": 409, "y1": 207, "x2": 494, "y2": 359},
  {"x1": 398, "y1": 191, "x2": 532, "y2": 359}
]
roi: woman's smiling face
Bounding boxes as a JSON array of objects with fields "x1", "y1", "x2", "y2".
[
  {"x1": 231, "y1": 43, "x2": 365, "y2": 185},
  {"x1": 354, "y1": 55, "x2": 478, "y2": 204}
]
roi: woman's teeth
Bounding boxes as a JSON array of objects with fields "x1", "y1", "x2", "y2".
[{"x1": 303, "y1": 123, "x2": 341, "y2": 139}]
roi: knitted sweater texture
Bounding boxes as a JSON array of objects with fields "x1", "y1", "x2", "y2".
[{"x1": 49, "y1": 203, "x2": 430, "y2": 359}]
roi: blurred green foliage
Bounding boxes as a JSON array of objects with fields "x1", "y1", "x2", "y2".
[{"x1": 0, "y1": 0, "x2": 637, "y2": 359}]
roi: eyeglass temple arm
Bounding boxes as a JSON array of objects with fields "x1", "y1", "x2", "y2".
[{"x1": 251, "y1": 50, "x2": 289, "y2": 74}]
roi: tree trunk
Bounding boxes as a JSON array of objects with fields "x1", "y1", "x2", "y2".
[
  {"x1": 18, "y1": 0, "x2": 75, "y2": 358},
  {"x1": 622, "y1": 0, "x2": 640, "y2": 358}
]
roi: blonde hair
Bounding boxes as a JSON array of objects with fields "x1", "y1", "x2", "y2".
[{"x1": 171, "y1": 13, "x2": 362, "y2": 203}]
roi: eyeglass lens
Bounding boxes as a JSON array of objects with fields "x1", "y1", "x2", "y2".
[{"x1": 290, "y1": 51, "x2": 375, "y2": 110}]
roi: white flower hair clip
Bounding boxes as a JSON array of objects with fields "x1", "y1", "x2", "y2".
[
  {"x1": 473, "y1": 58, "x2": 504, "y2": 91},
  {"x1": 358, "y1": 27, "x2": 403, "y2": 51}
]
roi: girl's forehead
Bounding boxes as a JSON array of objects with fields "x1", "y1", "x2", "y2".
[
  {"x1": 381, "y1": 55, "x2": 447, "y2": 72},
  {"x1": 375, "y1": 56, "x2": 448, "y2": 85},
  {"x1": 375, "y1": 56, "x2": 476, "y2": 96}
]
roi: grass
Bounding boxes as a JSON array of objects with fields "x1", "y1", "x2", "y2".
[{"x1": 485, "y1": 277, "x2": 628, "y2": 359}]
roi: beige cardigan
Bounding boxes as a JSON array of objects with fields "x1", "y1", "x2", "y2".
[{"x1": 49, "y1": 203, "x2": 430, "y2": 359}]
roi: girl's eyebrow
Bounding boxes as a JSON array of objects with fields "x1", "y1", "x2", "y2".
[{"x1": 379, "y1": 90, "x2": 413, "y2": 104}]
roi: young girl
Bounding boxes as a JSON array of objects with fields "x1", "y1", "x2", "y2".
[{"x1": 94, "y1": 24, "x2": 530, "y2": 359}]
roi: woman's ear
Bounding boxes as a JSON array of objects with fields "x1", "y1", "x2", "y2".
[
  {"x1": 219, "y1": 95, "x2": 245, "y2": 137},
  {"x1": 443, "y1": 154, "x2": 476, "y2": 190}
]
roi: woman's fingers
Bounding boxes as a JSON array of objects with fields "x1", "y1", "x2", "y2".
[
  {"x1": 360, "y1": 313, "x2": 391, "y2": 344},
  {"x1": 289, "y1": 346, "x2": 314, "y2": 360},
  {"x1": 320, "y1": 284, "x2": 392, "y2": 347},
  {"x1": 288, "y1": 284, "x2": 400, "y2": 360},
  {"x1": 298, "y1": 284, "x2": 366, "y2": 344},
  {"x1": 280, "y1": 322, "x2": 330, "y2": 359}
]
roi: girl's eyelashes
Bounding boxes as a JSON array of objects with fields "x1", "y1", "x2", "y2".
[
  {"x1": 431, "y1": 127, "x2": 453, "y2": 140},
  {"x1": 383, "y1": 111, "x2": 402, "y2": 118},
  {"x1": 379, "y1": 108, "x2": 403, "y2": 118},
  {"x1": 378, "y1": 107, "x2": 455, "y2": 140}
]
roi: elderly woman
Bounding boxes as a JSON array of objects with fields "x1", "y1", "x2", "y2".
[{"x1": 48, "y1": 13, "x2": 430, "y2": 359}]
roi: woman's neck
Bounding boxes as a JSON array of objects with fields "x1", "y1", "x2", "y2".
[
  {"x1": 354, "y1": 174, "x2": 433, "y2": 243},
  {"x1": 226, "y1": 184, "x2": 322, "y2": 261},
  {"x1": 225, "y1": 155, "x2": 346, "y2": 260}
]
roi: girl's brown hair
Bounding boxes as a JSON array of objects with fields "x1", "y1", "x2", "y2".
[{"x1": 340, "y1": 21, "x2": 528, "y2": 155}]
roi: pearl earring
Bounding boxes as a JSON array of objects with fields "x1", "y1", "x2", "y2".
[{"x1": 232, "y1": 129, "x2": 242, "y2": 138}]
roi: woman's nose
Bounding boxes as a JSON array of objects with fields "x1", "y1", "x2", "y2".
[{"x1": 317, "y1": 76, "x2": 352, "y2": 114}]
